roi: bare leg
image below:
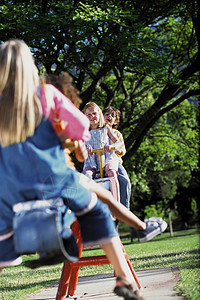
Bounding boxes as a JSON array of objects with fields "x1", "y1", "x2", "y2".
[
  {"x1": 101, "y1": 236, "x2": 137, "y2": 287},
  {"x1": 101, "y1": 237, "x2": 145, "y2": 299},
  {"x1": 79, "y1": 175, "x2": 146, "y2": 230},
  {"x1": 106, "y1": 169, "x2": 120, "y2": 203}
]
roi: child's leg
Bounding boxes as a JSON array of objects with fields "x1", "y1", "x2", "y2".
[
  {"x1": 105, "y1": 163, "x2": 120, "y2": 202},
  {"x1": 79, "y1": 174, "x2": 146, "y2": 230},
  {"x1": 101, "y1": 236, "x2": 136, "y2": 287},
  {"x1": 118, "y1": 163, "x2": 131, "y2": 209},
  {"x1": 102, "y1": 237, "x2": 145, "y2": 299},
  {"x1": 77, "y1": 196, "x2": 144, "y2": 299},
  {"x1": 79, "y1": 174, "x2": 167, "y2": 239}
]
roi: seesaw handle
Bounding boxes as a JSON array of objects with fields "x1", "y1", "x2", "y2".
[{"x1": 91, "y1": 147, "x2": 116, "y2": 177}]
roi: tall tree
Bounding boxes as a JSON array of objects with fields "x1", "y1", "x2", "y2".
[
  {"x1": 0, "y1": 0, "x2": 199, "y2": 223},
  {"x1": 1, "y1": 1, "x2": 198, "y2": 157}
]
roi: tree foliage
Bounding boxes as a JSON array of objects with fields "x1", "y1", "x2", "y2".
[{"x1": 0, "y1": 0, "x2": 199, "y2": 225}]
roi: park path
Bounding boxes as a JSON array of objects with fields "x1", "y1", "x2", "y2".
[{"x1": 21, "y1": 267, "x2": 185, "y2": 300}]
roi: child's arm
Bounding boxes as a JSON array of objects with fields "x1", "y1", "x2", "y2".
[
  {"x1": 74, "y1": 140, "x2": 88, "y2": 162},
  {"x1": 87, "y1": 145, "x2": 94, "y2": 155},
  {"x1": 112, "y1": 129, "x2": 126, "y2": 157},
  {"x1": 106, "y1": 124, "x2": 118, "y2": 143},
  {"x1": 105, "y1": 125, "x2": 124, "y2": 153},
  {"x1": 63, "y1": 140, "x2": 89, "y2": 162}
]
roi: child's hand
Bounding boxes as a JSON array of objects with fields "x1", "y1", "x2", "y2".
[
  {"x1": 74, "y1": 140, "x2": 88, "y2": 162},
  {"x1": 87, "y1": 146, "x2": 94, "y2": 155},
  {"x1": 104, "y1": 145, "x2": 111, "y2": 153}
]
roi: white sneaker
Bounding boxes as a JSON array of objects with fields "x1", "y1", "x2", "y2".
[{"x1": 138, "y1": 218, "x2": 167, "y2": 242}]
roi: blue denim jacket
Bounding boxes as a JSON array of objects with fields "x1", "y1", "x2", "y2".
[{"x1": 0, "y1": 117, "x2": 91, "y2": 239}]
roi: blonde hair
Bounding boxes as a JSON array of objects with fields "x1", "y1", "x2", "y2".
[
  {"x1": 82, "y1": 102, "x2": 105, "y2": 128},
  {"x1": 0, "y1": 40, "x2": 42, "y2": 147}
]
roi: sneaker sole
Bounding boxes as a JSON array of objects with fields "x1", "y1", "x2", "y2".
[
  {"x1": 139, "y1": 221, "x2": 167, "y2": 242},
  {"x1": 160, "y1": 220, "x2": 168, "y2": 233},
  {"x1": 0, "y1": 256, "x2": 22, "y2": 268},
  {"x1": 114, "y1": 286, "x2": 142, "y2": 300}
]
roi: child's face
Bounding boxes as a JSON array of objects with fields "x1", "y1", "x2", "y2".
[
  {"x1": 85, "y1": 107, "x2": 100, "y2": 129},
  {"x1": 103, "y1": 111, "x2": 116, "y2": 127}
]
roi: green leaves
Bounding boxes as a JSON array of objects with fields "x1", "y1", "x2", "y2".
[{"x1": 0, "y1": 0, "x2": 199, "y2": 226}]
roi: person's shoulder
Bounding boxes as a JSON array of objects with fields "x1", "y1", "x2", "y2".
[
  {"x1": 46, "y1": 83, "x2": 58, "y2": 92},
  {"x1": 113, "y1": 128, "x2": 123, "y2": 136},
  {"x1": 112, "y1": 128, "x2": 121, "y2": 133},
  {"x1": 98, "y1": 125, "x2": 107, "y2": 131},
  {"x1": 45, "y1": 83, "x2": 63, "y2": 95}
]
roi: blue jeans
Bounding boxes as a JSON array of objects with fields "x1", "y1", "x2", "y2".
[{"x1": 118, "y1": 163, "x2": 131, "y2": 209}]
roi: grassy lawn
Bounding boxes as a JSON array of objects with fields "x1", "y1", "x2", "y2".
[{"x1": 0, "y1": 228, "x2": 199, "y2": 300}]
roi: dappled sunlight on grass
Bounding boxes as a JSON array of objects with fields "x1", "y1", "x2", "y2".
[
  {"x1": 0, "y1": 229, "x2": 199, "y2": 300},
  {"x1": 0, "y1": 262, "x2": 63, "y2": 299}
]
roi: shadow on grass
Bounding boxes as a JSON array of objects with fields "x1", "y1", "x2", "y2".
[
  {"x1": 2, "y1": 230, "x2": 198, "y2": 296},
  {"x1": 3, "y1": 248, "x2": 198, "y2": 295},
  {"x1": 130, "y1": 248, "x2": 199, "y2": 270},
  {"x1": 121, "y1": 229, "x2": 199, "y2": 245},
  {"x1": 76, "y1": 230, "x2": 199, "y2": 254},
  {"x1": 0, "y1": 278, "x2": 58, "y2": 293}
]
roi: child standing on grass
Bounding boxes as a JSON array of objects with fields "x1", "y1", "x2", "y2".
[
  {"x1": 0, "y1": 39, "x2": 167, "y2": 300},
  {"x1": 82, "y1": 102, "x2": 122, "y2": 203}
]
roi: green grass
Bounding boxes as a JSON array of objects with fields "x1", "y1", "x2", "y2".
[{"x1": 0, "y1": 228, "x2": 199, "y2": 300}]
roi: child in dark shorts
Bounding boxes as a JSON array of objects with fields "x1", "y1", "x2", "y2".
[{"x1": 0, "y1": 40, "x2": 167, "y2": 300}]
